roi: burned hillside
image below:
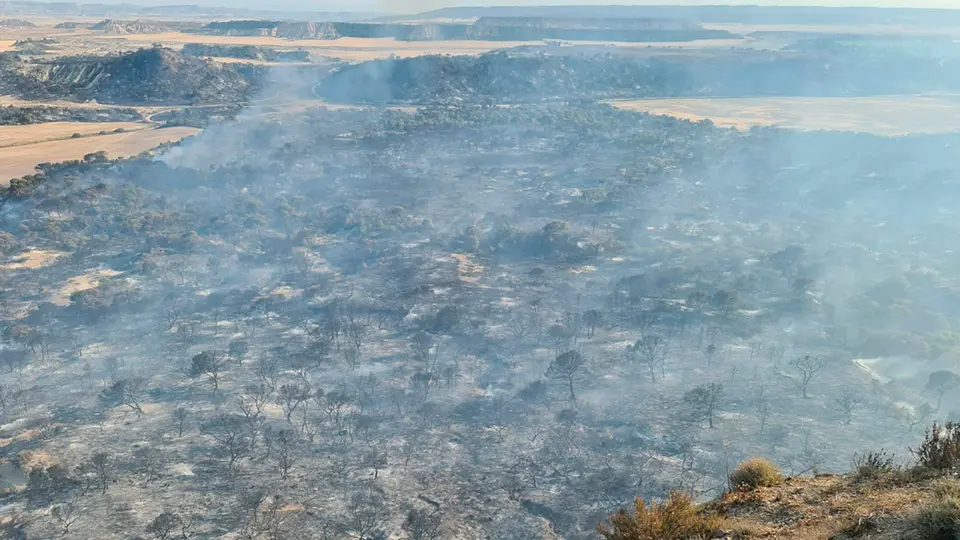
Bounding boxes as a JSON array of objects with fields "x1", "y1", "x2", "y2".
[
  {"x1": 316, "y1": 46, "x2": 960, "y2": 105},
  {"x1": 2, "y1": 100, "x2": 960, "y2": 538},
  {"x1": 0, "y1": 47, "x2": 265, "y2": 105}
]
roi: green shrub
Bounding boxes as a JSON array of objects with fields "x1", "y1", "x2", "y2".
[
  {"x1": 729, "y1": 457, "x2": 783, "y2": 490},
  {"x1": 911, "y1": 422, "x2": 960, "y2": 473},
  {"x1": 852, "y1": 450, "x2": 896, "y2": 481},
  {"x1": 598, "y1": 491, "x2": 725, "y2": 540}
]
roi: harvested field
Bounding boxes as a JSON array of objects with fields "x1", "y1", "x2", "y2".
[
  {"x1": 0, "y1": 121, "x2": 147, "y2": 148},
  {"x1": 98, "y1": 34, "x2": 746, "y2": 61},
  {"x1": 0, "y1": 126, "x2": 199, "y2": 183},
  {"x1": 705, "y1": 22, "x2": 960, "y2": 37},
  {"x1": 607, "y1": 95, "x2": 960, "y2": 135}
]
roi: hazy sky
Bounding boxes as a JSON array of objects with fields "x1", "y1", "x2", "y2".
[
  {"x1": 318, "y1": 0, "x2": 960, "y2": 12},
  {"x1": 52, "y1": 0, "x2": 960, "y2": 11}
]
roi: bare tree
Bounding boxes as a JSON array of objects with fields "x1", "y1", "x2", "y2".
[
  {"x1": 684, "y1": 383, "x2": 723, "y2": 429},
  {"x1": 210, "y1": 414, "x2": 251, "y2": 472},
  {"x1": 268, "y1": 429, "x2": 300, "y2": 481},
  {"x1": 926, "y1": 370, "x2": 960, "y2": 412},
  {"x1": 546, "y1": 350, "x2": 587, "y2": 402},
  {"x1": 276, "y1": 383, "x2": 310, "y2": 424},
  {"x1": 755, "y1": 386, "x2": 771, "y2": 434},
  {"x1": 236, "y1": 490, "x2": 285, "y2": 540},
  {"x1": 89, "y1": 452, "x2": 111, "y2": 495},
  {"x1": 833, "y1": 390, "x2": 863, "y2": 425},
  {"x1": 403, "y1": 507, "x2": 443, "y2": 540},
  {"x1": 627, "y1": 334, "x2": 669, "y2": 382},
  {"x1": 229, "y1": 338, "x2": 250, "y2": 366},
  {"x1": 583, "y1": 309, "x2": 602, "y2": 338},
  {"x1": 133, "y1": 446, "x2": 165, "y2": 487},
  {"x1": 100, "y1": 377, "x2": 145, "y2": 416},
  {"x1": 172, "y1": 407, "x2": 189, "y2": 437},
  {"x1": 190, "y1": 350, "x2": 228, "y2": 390},
  {"x1": 51, "y1": 499, "x2": 80, "y2": 536},
  {"x1": 257, "y1": 356, "x2": 280, "y2": 391},
  {"x1": 145, "y1": 511, "x2": 180, "y2": 540},
  {"x1": 320, "y1": 390, "x2": 352, "y2": 428},
  {"x1": 343, "y1": 345, "x2": 361, "y2": 371},
  {"x1": 340, "y1": 487, "x2": 389, "y2": 540},
  {"x1": 781, "y1": 354, "x2": 827, "y2": 399}
]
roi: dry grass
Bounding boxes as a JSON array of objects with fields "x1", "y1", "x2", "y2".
[
  {"x1": 0, "y1": 121, "x2": 147, "y2": 148},
  {"x1": 1, "y1": 249, "x2": 64, "y2": 270},
  {"x1": 598, "y1": 491, "x2": 726, "y2": 540},
  {"x1": 51, "y1": 268, "x2": 123, "y2": 306},
  {"x1": 707, "y1": 473, "x2": 957, "y2": 539},
  {"x1": 607, "y1": 95, "x2": 960, "y2": 135},
  {"x1": 0, "y1": 126, "x2": 199, "y2": 184},
  {"x1": 730, "y1": 458, "x2": 783, "y2": 490},
  {"x1": 703, "y1": 22, "x2": 960, "y2": 37},
  {"x1": 94, "y1": 34, "x2": 746, "y2": 61}
]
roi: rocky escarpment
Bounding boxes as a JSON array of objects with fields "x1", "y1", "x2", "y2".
[{"x1": 0, "y1": 48, "x2": 264, "y2": 105}]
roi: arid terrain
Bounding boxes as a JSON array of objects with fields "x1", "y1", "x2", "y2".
[
  {"x1": 0, "y1": 126, "x2": 198, "y2": 182},
  {"x1": 607, "y1": 95, "x2": 960, "y2": 135}
]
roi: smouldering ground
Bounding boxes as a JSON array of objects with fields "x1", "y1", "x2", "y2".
[
  {"x1": 0, "y1": 126, "x2": 199, "y2": 184},
  {"x1": 607, "y1": 95, "x2": 960, "y2": 135},
  {"x1": 0, "y1": 121, "x2": 148, "y2": 148}
]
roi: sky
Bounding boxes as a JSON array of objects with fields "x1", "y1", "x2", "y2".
[
  {"x1": 33, "y1": 0, "x2": 960, "y2": 11},
  {"x1": 312, "y1": 0, "x2": 960, "y2": 12}
]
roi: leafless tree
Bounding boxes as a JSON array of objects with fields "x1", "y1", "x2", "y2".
[
  {"x1": 268, "y1": 429, "x2": 300, "y2": 481},
  {"x1": 583, "y1": 309, "x2": 602, "y2": 338},
  {"x1": 190, "y1": 350, "x2": 228, "y2": 390},
  {"x1": 926, "y1": 370, "x2": 960, "y2": 412},
  {"x1": 628, "y1": 334, "x2": 669, "y2": 382},
  {"x1": 145, "y1": 511, "x2": 180, "y2": 540},
  {"x1": 229, "y1": 338, "x2": 250, "y2": 366},
  {"x1": 257, "y1": 356, "x2": 280, "y2": 391},
  {"x1": 833, "y1": 390, "x2": 863, "y2": 425},
  {"x1": 546, "y1": 350, "x2": 587, "y2": 402},
  {"x1": 363, "y1": 448, "x2": 388, "y2": 479},
  {"x1": 403, "y1": 507, "x2": 443, "y2": 540},
  {"x1": 210, "y1": 414, "x2": 251, "y2": 472},
  {"x1": 237, "y1": 384, "x2": 269, "y2": 446},
  {"x1": 172, "y1": 407, "x2": 189, "y2": 437},
  {"x1": 508, "y1": 310, "x2": 529, "y2": 341},
  {"x1": 89, "y1": 451, "x2": 111, "y2": 495},
  {"x1": 133, "y1": 446, "x2": 165, "y2": 487},
  {"x1": 340, "y1": 487, "x2": 389, "y2": 540},
  {"x1": 684, "y1": 383, "x2": 723, "y2": 428},
  {"x1": 236, "y1": 490, "x2": 285, "y2": 540},
  {"x1": 755, "y1": 386, "x2": 771, "y2": 434},
  {"x1": 276, "y1": 383, "x2": 310, "y2": 423},
  {"x1": 343, "y1": 345, "x2": 361, "y2": 371},
  {"x1": 51, "y1": 498, "x2": 80, "y2": 536},
  {"x1": 781, "y1": 354, "x2": 827, "y2": 399},
  {"x1": 320, "y1": 390, "x2": 352, "y2": 428}
]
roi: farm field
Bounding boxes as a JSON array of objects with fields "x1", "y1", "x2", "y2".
[
  {"x1": 98, "y1": 33, "x2": 747, "y2": 61},
  {"x1": 0, "y1": 126, "x2": 199, "y2": 183},
  {"x1": 607, "y1": 95, "x2": 960, "y2": 135},
  {"x1": 0, "y1": 121, "x2": 147, "y2": 148}
]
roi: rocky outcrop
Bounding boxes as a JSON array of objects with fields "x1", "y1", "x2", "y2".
[{"x1": 0, "y1": 48, "x2": 263, "y2": 105}]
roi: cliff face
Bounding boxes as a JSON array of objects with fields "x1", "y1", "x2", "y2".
[
  {"x1": 0, "y1": 48, "x2": 262, "y2": 105},
  {"x1": 194, "y1": 19, "x2": 733, "y2": 43}
]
